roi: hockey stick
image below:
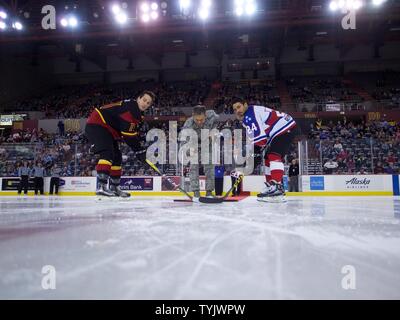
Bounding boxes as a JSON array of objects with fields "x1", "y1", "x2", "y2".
[
  {"x1": 199, "y1": 173, "x2": 244, "y2": 204},
  {"x1": 145, "y1": 159, "x2": 193, "y2": 200}
]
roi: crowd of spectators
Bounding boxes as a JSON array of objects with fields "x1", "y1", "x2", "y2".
[
  {"x1": 0, "y1": 129, "x2": 89, "y2": 177},
  {"x1": 287, "y1": 77, "x2": 362, "y2": 104},
  {"x1": 3, "y1": 80, "x2": 210, "y2": 119},
  {"x1": 371, "y1": 73, "x2": 400, "y2": 109},
  {"x1": 1, "y1": 117, "x2": 398, "y2": 177},
  {"x1": 3, "y1": 73, "x2": 399, "y2": 122},
  {"x1": 1, "y1": 76, "x2": 399, "y2": 177},
  {"x1": 0, "y1": 116, "x2": 298, "y2": 177},
  {"x1": 308, "y1": 119, "x2": 400, "y2": 174}
]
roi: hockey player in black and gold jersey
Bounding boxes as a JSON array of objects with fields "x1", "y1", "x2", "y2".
[{"x1": 85, "y1": 91, "x2": 156, "y2": 197}]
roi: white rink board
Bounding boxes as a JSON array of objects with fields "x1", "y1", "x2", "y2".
[
  {"x1": 301, "y1": 175, "x2": 393, "y2": 193},
  {"x1": 58, "y1": 177, "x2": 97, "y2": 192},
  {"x1": 0, "y1": 175, "x2": 396, "y2": 194},
  {"x1": 0, "y1": 175, "x2": 272, "y2": 194}
]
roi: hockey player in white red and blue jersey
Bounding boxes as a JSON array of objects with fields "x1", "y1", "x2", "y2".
[{"x1": 231, "y1": 97, "x2": 298, "y2": 202}]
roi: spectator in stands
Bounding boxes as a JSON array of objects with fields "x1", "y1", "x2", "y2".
[
  {"x1": 333, "y1": 139, "x2": 343, "y2": 152},
  {"x1": 385, "y1": 163, "x2": 397, "y2": 174},
  {"x1": 374, "y1": 162, "x2": 385, "y2": 174},
  {"x1": 357, "y1": 167, "x2": 369, "y2": 175},
  {"x1": 288, "y1": 159, "x2": 299, "y2": 192},
  {"x1": 346, "y1": 158, "x2": 355, "y2": 173},
  {"x1": 17, "y1": 160, "x2": 31, "y2": 195},
  {"x1": 324, "y1": 159, "x2": 338, "y2": 174},
  {"x1": 337, "y1": 158, "x2": 348, "y2": 173},
  {"x1": 337, "y1": 149, "x2": 348, "y2": 162},
  {"x1": 32, "y1": 162, "x2": 45, "y2": 195},
  {"x1": 387, "y1": 152, "x2": 396, "y2": 164},
  {"x1": 49, "y1": 164, "x2": 62, "y2": 195}
]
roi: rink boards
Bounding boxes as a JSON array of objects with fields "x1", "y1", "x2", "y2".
[{"x1": 0, "y1": 175, "x2": 398, "y2": 196}]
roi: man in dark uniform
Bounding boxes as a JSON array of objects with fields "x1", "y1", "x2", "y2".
[
  {"x1": 288, "y1": 159, "x2": 299, "y2": 192},
  {"x1": 17, "y1": 160, "x2": 30, "y2": 195},
  {"x1": 32, "y1": 162, "x2": 45, "y2": 195},
  {"x1": 85, "y1": 91, "x2": 156, "y2": 197}
]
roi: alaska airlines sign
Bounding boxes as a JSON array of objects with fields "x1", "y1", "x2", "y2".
[{"x1": 345, "y1": 177, "x2": 371, "y2": 187}]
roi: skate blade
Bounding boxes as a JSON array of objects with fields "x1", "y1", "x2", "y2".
[{"x1": 257, "y1": 196, "x2": 287, "y2": 203}]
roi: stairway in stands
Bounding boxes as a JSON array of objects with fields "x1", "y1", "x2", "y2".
[
  {"x1": 344, "y1": 78, "x2": 375, "y2": 102},
  {"x1": 276, "y1": 80, "x2": 294, "y2": 111},
  {"x1": 204, "y1": 82, "x2": 221, "y2": 109}
]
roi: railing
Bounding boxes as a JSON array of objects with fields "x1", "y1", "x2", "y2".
[
  {"x1": 0, "y1": 141, "x2": 83, "y2": 177},
  {"x1": 2, "y1": 133, "x2": 399, "y2": 178},
  {"x1": 287, "y1": 100, "x2": 399, "y2": 113},
  {"x1": 298, "y1": 137, "x2": 399, "y2": 175}
]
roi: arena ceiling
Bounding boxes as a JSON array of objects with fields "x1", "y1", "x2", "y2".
[{"x1": 0, "y1": 0, "x2": 400, "y2": 58}]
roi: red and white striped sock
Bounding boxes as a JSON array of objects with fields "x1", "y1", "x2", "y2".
[
  {"x1": 264, "y1": 159, "x2": 271, "y2": 184},
  {"x1": 268, "y1": 153, "x2": 284, "y2": 184}
]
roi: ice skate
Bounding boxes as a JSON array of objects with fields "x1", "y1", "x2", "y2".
[
  {"x1": 257, "y1": 181, "x2": 287, "y2": 203},
  {"x1": 96, "y1": 183, "x2": 116, "y2": 198},
  {"x1": 257, "y1": 182, "x2": 274, "y2": 198},
  {"x1": 110, "y1": 184, "x2": 131, "y2": 198}
]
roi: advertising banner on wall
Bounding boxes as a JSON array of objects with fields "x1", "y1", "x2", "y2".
[
  {"x1": 310, "y1": 176, "x2": 325, "y2": 190},
  {"x1": 1, "y1": 178, "x2": 36, "y2": 191},
  {"x1": 331, "y1": 175, "x2": 384, "y2": 191},
  {"x1": 58, "y1": 177, "x2": 97, "y2": 192},
  {"x1": 302, "y1": 175, "x2": 392, "y2": 192},
  {"x1": 325, "y1": 103, "x2": 341, "y2": 112},
  {"x1": 163, "y1": 176, "x2": 207, "y2": 192},
  {"x1": 161, "y1": 176, "x2": 181, "y2": 191},
  {"x1": 283, "y1": 176, "x2": 289, "y2": 191},
  {"x1": 120, "y1": 178, "x2": 154, "y2": 191}
]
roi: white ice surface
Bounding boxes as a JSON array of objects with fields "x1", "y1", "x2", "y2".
[{"x1": 0, "y1": 196, "x2": 399, "y2": 299}]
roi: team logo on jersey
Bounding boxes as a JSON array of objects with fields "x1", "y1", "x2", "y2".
[
  {"x1": 284, "y1": 114, "x2": 292, "y2": 122},
  {"x1": 128, "y1": 123, "x2": 136, "y2": 132}
]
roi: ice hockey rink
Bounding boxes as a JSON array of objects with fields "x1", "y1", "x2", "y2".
[{"x1": 0, "y1": 195, "x2": 399, "y2": 300}]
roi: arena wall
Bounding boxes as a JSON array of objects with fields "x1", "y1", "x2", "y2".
[
  {"x1": 189, "y1": 50, "x2": 219, "y2": 68},
  {"x1": 301, "y1": 175, "x2": 395, "y2": 196},
  {"x1": 0, "y1": 175, "x2": 398, "y2": 196},
  {"x1": 108, "y1": 70, "x2": 159, "y2": 83}
]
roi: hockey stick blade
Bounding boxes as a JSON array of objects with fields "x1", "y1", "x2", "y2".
[
  {"x1": 146, "y1": 159, "x2": 193, "y2": 200},
  {"x1": 199, "y1": 197, "x2": 224, "y2": 204},
  {"x1": 199, "y1": 174, "x2": 245, "y2": 204}
]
